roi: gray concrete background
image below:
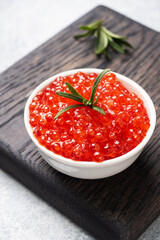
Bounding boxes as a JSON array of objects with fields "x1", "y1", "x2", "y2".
[{"x1": 0, "y1": 0, "x2": 160, "y2": 239}]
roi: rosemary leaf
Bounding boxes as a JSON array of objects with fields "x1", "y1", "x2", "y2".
[
  {"x1": 65, "y1": 82, "x2": 87, "y2": 100},
  {"x1": 90, "y1": 69, "x2": 110, "y2": 104},
  {"x1": 74, "y1": 31, "x2": 93, "y2": 39},
  {"x1": 101, "y1": 26, "x2": 126, "y2": 40},
  {"x1": 92, "y1": 105, "x2": 105, "y2": 115},
  {"x1": 109, "y1": 39, "x2": 125, "y2": 54},
  {"x1": 117, "y1": 39, "x2": 133, "y2": 48},
  {"x1": 94, "y1": 30, "x2": 98, "y2": 37},
  {"x1": 104, "y1": 50, "x2": 111, "y2": 60},
  {"x1": 80, "y1": 19, "x2": 104, "y2": 31},
  {"x1": 95, "y1": 27, "x2": 108, "y2": 54},
  {"x1": 56, "y1": 92, "x2": 84, "y2": 103},
  {"x1": 93, "y1": 94, "x2": 100, "y2": 105},
  {"x1": 54, "y1": 104, "x2": 84, "y2": 120}
]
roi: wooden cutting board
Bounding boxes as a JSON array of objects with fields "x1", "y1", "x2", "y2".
[{"x1": 1, "y1": 6, "x2": 160, "y2": 240}]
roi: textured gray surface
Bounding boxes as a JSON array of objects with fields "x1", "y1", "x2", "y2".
[{"x1": 0, "y1": 1, "x2": 160, "y2": 239}]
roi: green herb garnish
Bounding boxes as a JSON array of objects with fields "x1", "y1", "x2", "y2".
[
  {"x1": 74, "y1": 19, "x2": 133, "y2": 59},
  {"x1": 54, "y1": 69, "x2": 110, "y2": 119}
]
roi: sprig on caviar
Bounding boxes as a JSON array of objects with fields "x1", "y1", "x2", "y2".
[
  {"x1": 74, "y1": 19, "x2": 133, "y2": 59},
  {"x1": 54, "y1": 69, "x2": 110, "y2": 119}
]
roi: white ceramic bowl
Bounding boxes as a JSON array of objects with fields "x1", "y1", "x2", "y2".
[{"x1": 24, "y1": 69, "x2": 156, "y2": 179}]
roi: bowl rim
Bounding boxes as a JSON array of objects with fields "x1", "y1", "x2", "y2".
[{"x1": 24, "y1": 68, "x2": 156, "y2": 168}]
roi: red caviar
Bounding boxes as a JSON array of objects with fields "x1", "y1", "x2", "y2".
[{"x1": 29, "y1": 72, "x2": 150, "y2": 162}]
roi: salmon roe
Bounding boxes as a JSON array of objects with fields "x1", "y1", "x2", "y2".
[{"x1": 29, "y1": 72, "x2": 150, "y2": 162}]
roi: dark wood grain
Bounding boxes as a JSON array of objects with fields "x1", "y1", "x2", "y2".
[{"x1": 0, "y1": 5, "x2": 160, "y2": 240}]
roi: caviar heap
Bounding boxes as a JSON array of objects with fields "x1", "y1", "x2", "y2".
[{"x1": 29, "y1": 72, "x2": 150, "y2": 162}]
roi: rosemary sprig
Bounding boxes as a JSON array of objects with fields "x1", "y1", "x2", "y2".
[
  {"x1": 54, "y1": 69, "x2": 110, "y2": 119},
  {"x1": 74, "y1": 19, "x2": 133, "y2": 59}
]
